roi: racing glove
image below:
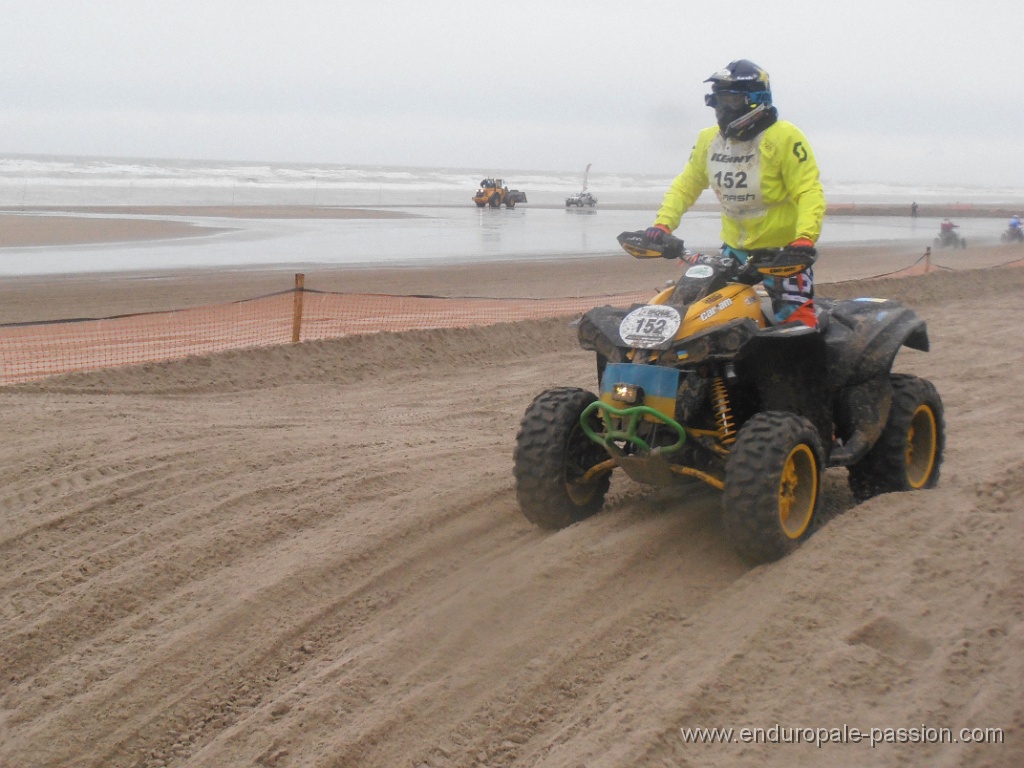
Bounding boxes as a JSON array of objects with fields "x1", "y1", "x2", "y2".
[
  {"x1": 783, "y1": 238, "x2": 817, "y2": 259},
  {"x1": 644, "y1": 224, "x2": 671, "y2": 244}
]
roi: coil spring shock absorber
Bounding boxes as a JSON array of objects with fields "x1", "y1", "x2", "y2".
[{"x1": 710, "y1": 376, "x2": 737, "y2": 446}]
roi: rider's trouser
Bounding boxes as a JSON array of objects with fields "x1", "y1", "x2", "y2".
[{"x1": 722, "y1": 245, "x2": 817, "y2": 328}]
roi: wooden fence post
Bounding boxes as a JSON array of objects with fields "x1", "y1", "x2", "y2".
[{"x1": 292, "y1": 273, "x2": 305, "y2": 343}]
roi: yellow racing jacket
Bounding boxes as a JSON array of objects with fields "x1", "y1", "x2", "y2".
[{"x1": 654, "y1": 120, "x2": 826, "y2": 250}]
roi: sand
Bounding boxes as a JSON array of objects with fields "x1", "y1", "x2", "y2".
[
  {"x1": 0, "y1": 210, "x2": 1022, "y2": 767},
  {"x1": 0, "y1": 213, "x2": 227, "y2": 248}
]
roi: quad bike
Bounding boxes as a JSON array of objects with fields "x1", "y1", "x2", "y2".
[
  {"x1": 1000, "y1": 227, "x2": 1024, "y2": 243},
  {"x1": 513, "y1": 232, "x2": 945, "y2": 565},
  {"x1": 934, "y1": 229, "x2": 966, "y2": 249}
]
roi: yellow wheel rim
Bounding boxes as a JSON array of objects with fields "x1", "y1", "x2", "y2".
[
  {"x1": 778, "y1": 444, "x2": 818, "y2": 539},
  {"x1": 905, "y1": 405, "x2": 938, "y2": 489}
]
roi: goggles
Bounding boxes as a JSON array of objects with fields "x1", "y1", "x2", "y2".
[
  {"x1": 705, "y1": 90, "x2": 748, "y2": 108},
  {"x1": 705, "y1": 89, "x2": 771, "y2": 109}
]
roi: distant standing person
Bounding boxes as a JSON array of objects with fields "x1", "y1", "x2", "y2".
[
  {"x1": 643, "y1": 59, "x2": 826, "y2": 327},
  {"x1": 911, "y1": 201, "x2": 918, "y2": 217}
]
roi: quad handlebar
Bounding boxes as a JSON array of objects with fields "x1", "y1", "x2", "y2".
[{"x1": 616, "y1": 229, "x2": 816, "y2": 279}]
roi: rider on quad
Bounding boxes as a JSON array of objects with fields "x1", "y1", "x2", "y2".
[
  {"x1": 937, "y1": 217, "x2": 967, "y2": 248},
  {"x1": 1006, "y1": 214, "x2": 1023, "y2": 242},
  {"x1": 643, "y1": 59, "x2": 826, "y2": 328},
  {"x1": 512, "y1": 64, "x2": 949, "y2": 567}
]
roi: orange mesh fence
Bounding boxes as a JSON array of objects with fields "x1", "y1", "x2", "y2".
[
  {"x1": 296, "y1": 290, "x2": 649, "y2": 338},
  {"x1": 0, "y1": 286, "x2": 652, "y2": 385},
  {"x1": 5, "y1": 254, "x2": 1024, "y2": 387},
  {"x1": 0, "y1": 291, "x2": 296, "y2": 385}
]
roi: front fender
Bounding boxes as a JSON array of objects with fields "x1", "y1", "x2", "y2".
[{"x1": 576, "y1": 305, "x2": 637, "y2": 356}]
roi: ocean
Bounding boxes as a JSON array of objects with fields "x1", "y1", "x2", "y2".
[{"x1": 0, "y1": 155, "x2": 1021, "y2": 276}]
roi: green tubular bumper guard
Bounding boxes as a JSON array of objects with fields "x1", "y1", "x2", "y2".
[{"x1": 580, "y1": 401, "x2": 687, "y2": 455}]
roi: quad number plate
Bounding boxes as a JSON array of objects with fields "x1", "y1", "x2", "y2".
[
  {"x1": 619, "y1": 305, "x2": 682, "y2": 348},
  {"x1": 684, "y1": 264, "x2": 715, "y2": 279}
]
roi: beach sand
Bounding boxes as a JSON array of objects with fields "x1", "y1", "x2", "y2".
[{"x1": 1, "y1": 210, "x2": 1022, "y2": 767}]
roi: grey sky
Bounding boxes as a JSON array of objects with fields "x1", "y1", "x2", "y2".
[{"x1": 1, "y1": 1, "x2": 1021, "y2": 187}]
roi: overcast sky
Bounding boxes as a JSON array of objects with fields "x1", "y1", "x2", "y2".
[{"x1": 1, "y1": 1, "x2": 1021, "y2": 187}]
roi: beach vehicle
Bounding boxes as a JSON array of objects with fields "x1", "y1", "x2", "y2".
[
  {"x1": 565, "y1": 162, "x2": 597, "y2": 208},
  {"x1": 513, "y1": 231, "x2": 944, "y2": 564},
  {"x1": 1000, "y1": 226, "x2": 1024, "y2": 243},
  {"x1": 472, "y1": 178, "x2": 527, "y2": 208},
  {"x1": 565, "y1": 191, "x2": 598, "y2": 208}
]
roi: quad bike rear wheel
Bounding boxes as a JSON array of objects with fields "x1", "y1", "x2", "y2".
[
  {"x1": 722, "y1": 412, "x2": 824, "y2": 564},
  {"x1": 514, "y1": 387, "x2": 611, "y2": 529},
  {"x1": 848, "y1": 374, "x2": 944, "y2": 502}
]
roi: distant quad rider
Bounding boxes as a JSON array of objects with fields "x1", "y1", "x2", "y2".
[
  {"x1": 644, "y1": 59, "x2": 826, "y2": 328},
  {"x1": 936, "y1": 217, "x2": 968, "y2": 249},
  {"x1": 1003, "y1": 214, "x2": 1023, "y2": 242}
]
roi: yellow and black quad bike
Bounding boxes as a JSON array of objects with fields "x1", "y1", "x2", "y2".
[{"x1": 513, "y1": 231, "x2": 945, "y2": 564}]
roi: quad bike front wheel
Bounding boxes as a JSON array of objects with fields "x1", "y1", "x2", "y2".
[
  {"x1": 848, "y1": 374, "x2": 944, "y2": 502},
  {"x1": 722, "y1": 412, "x2": 824, "y2": 565},
  {"x1": 513, "y1": 387, "x2": 611, "y2": 529}
]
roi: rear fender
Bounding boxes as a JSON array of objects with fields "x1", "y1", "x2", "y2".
[
  {"x1": 829, "y1": 375, "x2": 893, "y2": 466},
  {"x1": 821, "y1": 298, "x2": 929, "y2": 388}
]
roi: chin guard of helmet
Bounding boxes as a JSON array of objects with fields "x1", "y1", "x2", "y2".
[{"x1": 722, "y1": 104, "x2": 771, "y2": 140}]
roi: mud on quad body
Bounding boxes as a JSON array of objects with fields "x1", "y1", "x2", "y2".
[{"x1": 513, "y1": 232, "x2": 945, "y2": 564}]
